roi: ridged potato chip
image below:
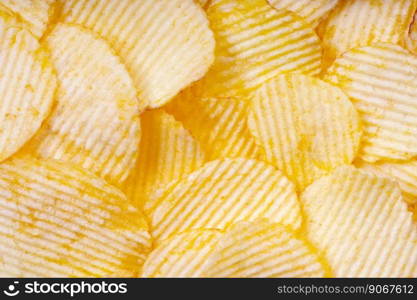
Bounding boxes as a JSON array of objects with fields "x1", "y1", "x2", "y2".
[
  {"x1": 267, "y1": 0, "x2": 338, "y2": 27},
  {"x1": 122, "y1": 109, "x2": 206, "y2": 209},
  {"x1": 0, "y1": 16, "x2": 56, "y2": 162},
  {"x1": 320, "y1": 0, "x2": 417, "y2": 68},
  {"x1": 325, "y1": 43, "x2": 417, "y2": 163},
  {"x1": 24, "y1": 24, "x2": 141, "y2": 186},
  {"x1": 0, "y1": 157, "x2": 151, "y2": 277},
  {"x1": 248, "y1": 74, "x2": 361, "y2": 190},
  {"x1": 147, "y1": 158, "x2": 302, "y2": 243},
  {"x1": 301, "y1": 166, "x2": 417, "y2": 277},
  {"x1": 202, "y1": 220, "x2": 331, "y2": 278},
  {"x1": 61, "y1": 0, "x2": 215, "y2": 108},
  {"x1": 142, "y1": 229, "x2": 222, "y2": 277},
  {"x1": 200, "y1": 0, "x2": 322, "y2": 97}
]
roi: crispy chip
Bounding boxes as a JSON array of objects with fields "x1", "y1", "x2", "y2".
[
  {"x1": 142, "y1": 229, "x2": 222, "y2": 277},
  {"x1": 405, "y1": 12, "x2": 417, "y2": 54},
  {"x1": 199, "y1": 0, "x2": 322, "y2": 97},
  {"x1": 0, "y1": 16, "x2": 56, "y2": 162},
  {"x1": 122, "y1": 109, "x2": 206, "y2": 209},
  {"x1": 267, "y1": 0, "x2": 338, "y2": 27},
  {"x1": 248, "y1": 74, "x2": 361, "y2": 190},
  {"x1": 320, "y1": 0, "x2": 417, "y2": 68},
  {"x1": 0, "y1": 156, "x2": 151, "y2": 277},
  {"x1": 325, "y1": 43, "x2": 417, "y2": 163},
  {"x1": 147, "y1": 158, "x2": 302, "y2": 243},
  {"x1": 23, "y1": 24, "x2": 141, "y2": 186},
  {"x1": 301, "y1": 166, "x2": 417, "y2": 277},
  {"x1": 202, "y1": 220, "x2": 331, "y2": 278},
  {"x1": 61, "y1": 0, "x2": 214, "y2": 108}
]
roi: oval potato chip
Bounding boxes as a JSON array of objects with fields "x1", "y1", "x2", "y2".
[
  {"x1": 24, "y1": 23, "x2": 141, "y2": 186},
  {"x1": 325, "y1": 43, "x2": 417, "y2": 163},
  {"x1": 248, "y1": 74, "x2": 361, "y2": 190},
  {"x1": 301, "y1": 166, "x2": 417, "y2": 277},
  {"x1": 202, "y1": 220, "x2": 331, "y2": 278},
  {"x1": 61, "y1": 0, "x2": 215, "y2": 108},
  {"x1": 0, "y1": 157, "x2": 151, "y2": 277}
]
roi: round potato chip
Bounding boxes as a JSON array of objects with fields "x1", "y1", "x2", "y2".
[
  {"x1": 325, "y1": 43, "x2": 417, "y2": 163},
  {"x1": 248, "y1": 74, "x2": 361, "y2": 190},
  {"x1": 24, "y1": 23, "x2": 141, "y2": 186},
  {"x1": 202, "y1": 220, "x2": 331, "y2": 278},
  {"x1": 0, "y1": 16, "x2": 56, "y2": 162},
  {"x1": 320, "y1": 0, "x2": 417, "y2": 68},
  {"x1": 142, "y1": 229, "x2": 222, "y2": 277},
  {"x1": 61, "y1": 0, "x2": 215, "y2": 108},
  {"x1": 0, "y1": 156, "x2": 151, "y2": 277},
  {"x1": 122, "y1": 109, "x2": 206, "y2": 209},
  {"x1": 147, "y1": 158, "x2": 302, "y2": 243},
  {"x1": 267, "y1": 0, "x2": 338, "y2": 27},
  {"x1": 301, "y1": 166, "x2": 417, "y2": 277},
  {"x1": 200, "y1": 0, "x2": 322, "y2": 98}
]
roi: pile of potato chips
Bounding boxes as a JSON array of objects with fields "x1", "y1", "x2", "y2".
[{"x1": 0, "y1": 0, "x2": 416, "y2": 278}]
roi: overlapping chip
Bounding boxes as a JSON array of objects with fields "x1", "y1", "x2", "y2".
[
  {"x1": 23, "y1": 23, "x2": 141, "y2": 186},
  {"x1": 248, "y1": 74, "x2": 361, "y2": 190},
  {"x1": 301, "y1": 166, "x2": 417, "y2": 277},
  {"x1": 325, "y1": 43, "x2": 417, "y2": 163},
  {"x1": 202, "y1": 220, "x2": 331, "y2": 278},
  {"x1": 122, "y1": 109, "x2": 205, "y2": 209},
  {"x1": 147, "y1": 158, "x2": 302, "y2": 243},
  {"x1": 61, "y1": 0, "x2": 214, "y2": 108},
  {"x1": 0, "y1": 156, "x2": 151, "y2": 277}
]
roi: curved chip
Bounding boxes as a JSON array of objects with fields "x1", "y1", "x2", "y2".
[
  {"x1": 200, "y1": 0, "x2": 322, "y2": 97},
  {"x1": 24, "y1": 23, "x2": 141, "y2": 186},
  {"x1": 147, "y1": 158, "x2": 302, "y2": 243},
  {"x1": 320, "y1": 0, "x2": 417, "y2": 68},
  {"x1": 301, "y1": 166, "x2": 417, "y2": 277},
  {"x1": 248, "y1": 74, "x2": 361, "y2": 190},
  {"x1": 0, "y1": 156, "x2": 151, "y2": 277},
  {"x1": 325, "y1": 43, "x2": 417, "y2": 163},
  {"x1": 0, "y1": 16, "x2": 56, "y2": 162},
  {"x1": 122, "y1": 109, "x2": 206, "y2": 209},
  {"x1": 142, "y1": 229, "x2": 222, "y2": 277},
  {"x1": 61, "y1": 0, "x2": 215, "y2": 108},
  {"x1": 202, "y1": 220, "x2": 331, "y2": 278}
]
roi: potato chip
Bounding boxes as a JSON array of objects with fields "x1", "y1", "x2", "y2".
[
  {"x1": 122, "y1": 109, "x2": 205, "y2": 209},
  {"x1": 405, "y1": 12, "x2": 417, "y2": 55},
  {"x1": 248, "y1": 74, "x2": 361, "y2": 191},
  {"x1": 301, "y1": 166, "x2": 417, "y2": 277},
  {"x1": 267, "y1": 0, "x2": 338, "y2": 27},
  {"x1": 61, "y1": 0, "x2": 214, "y2": 108},
  {"x1": 147, "y1": 158, "x2": 302, "y2": 243},
  {"x1": 142, "y1": 229, "x2": 222, "y2": 277},
  {"x1": 196, "y1": 0, "x2": 209, "y2": 8},
  {"x1": 202, "y1": 220, "x2": 331, "y2": 278},
  {"x1": 0, "y1": 16, "x2": 56, "y2": 163},
  {"x1": 320, "y1": 0, "x2": 417, "y2": 68},
  {"x1": 200, "y1": 0, "x2": 322, "y2": 97},
  {"x1": 23, "y1": 23, "x2": 141, "y2": 186},
  {"x1": 0, "y1": 156, "x2": 151, "y2": 277},
  {"x1": 325, "y1": 43, "x2": 417, "y2": 163}
]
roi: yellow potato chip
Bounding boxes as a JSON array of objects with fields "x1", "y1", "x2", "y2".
[
  {"x1": 200, "y1": 0, "x2": 322, "y2": 97},
  {"x1": 196, "y1": 0, "x2": 209, "y2": 8},
  {"x1": 267, "y1": 0, "x2": 338, "y2": 27},
  {"x1": 248, "y1": 74, "x2": 361, "y2": 190},
  {"x1": 405, "y1": 13, "x2": 417, "y2": 54},
  {"x1": 61, "y1": 0, "x2": 215, "y2": 108},
  {"x1": 301, "y1": 166, "x2": 417, "y2": 277},
  {"x1": 24, "y1": 23, "x2": 141, "y2": 186},
  {"x1": 0, "y1": 156, "x2": 151, "y2": 277},
  {"x1": 202, "y1": 220, "x2": 331, "y2": 278},
  {"x1": 142, "y1": 229, "x2": 222, "y2": 277},
  {"x1": 320, "y1": 0, "x2": 417, "y2": 68},
  {"x1": 0, "y1": 16, "x2": 56, "y2": 162},
  {"x1": 147, "y1": 158, "x2": 302, "y2": 243},
  {"x1": 122, "y1": 109, "x2": 206, "y2": 209},
  {"x1": 325, "y1": 43, "x2": 417, "y2": 163}
]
